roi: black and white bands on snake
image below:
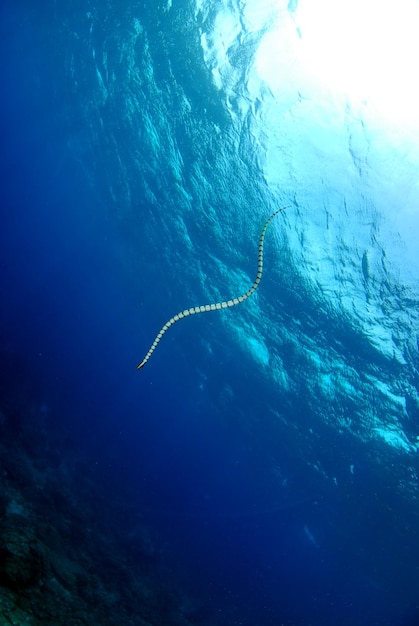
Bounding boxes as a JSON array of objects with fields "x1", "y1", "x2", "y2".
[{"x1": 137, "y1": 207, "x2": 288, "y2": 370}]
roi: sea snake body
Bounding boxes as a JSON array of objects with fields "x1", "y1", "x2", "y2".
[{"x1": 137, "y1": 206, "x2": 288, "y2": 369}]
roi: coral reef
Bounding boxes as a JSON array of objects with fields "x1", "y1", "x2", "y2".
[{"x1": 0, "y1": 354, "x2": 200, "y2": 626}]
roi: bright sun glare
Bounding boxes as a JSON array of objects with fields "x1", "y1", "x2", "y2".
[{"x1": 256, "y1": 0, "x2": 419, "y2": 130}]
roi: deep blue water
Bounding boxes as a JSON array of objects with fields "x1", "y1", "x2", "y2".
[{"x1": 1, "y1": 2, "x2": 419, "y2": 625}]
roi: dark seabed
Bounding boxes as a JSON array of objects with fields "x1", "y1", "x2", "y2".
[{"x1": 1, "y1": 1, "x2": 419, "y2": 625}]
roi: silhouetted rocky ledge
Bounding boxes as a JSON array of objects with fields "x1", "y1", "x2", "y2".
[{"x1": 0, "y1": 354, "x2": 204, "y2": 626}]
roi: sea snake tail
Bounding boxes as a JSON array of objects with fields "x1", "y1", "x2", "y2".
[{"x1": 137, "y1": 206, "x2": 288, "y2": 370}]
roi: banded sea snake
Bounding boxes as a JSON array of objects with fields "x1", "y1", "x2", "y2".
[{"x1": 137, "y1": 206, "x2": 288, "y2": 369}]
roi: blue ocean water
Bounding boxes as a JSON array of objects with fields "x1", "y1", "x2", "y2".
[{"x1": 1, "y1": 1, "x2": 419, "y2": 625}]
